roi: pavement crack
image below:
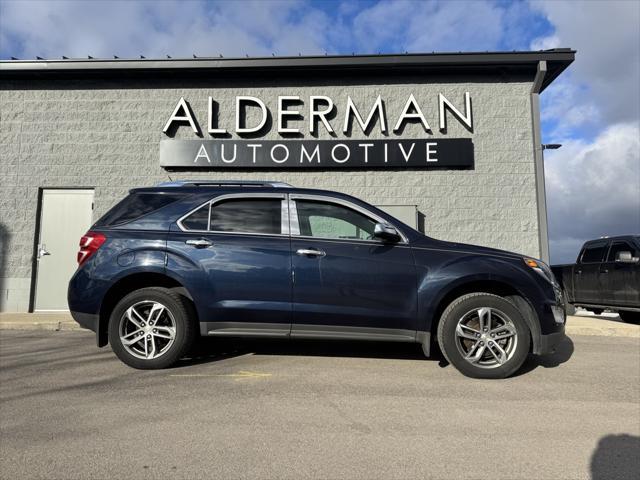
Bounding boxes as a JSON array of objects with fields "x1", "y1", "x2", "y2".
[{"x1": 312, "y1": 385, "x2": 372, "y2": 434}]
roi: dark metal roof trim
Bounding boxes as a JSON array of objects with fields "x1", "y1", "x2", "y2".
[
  {"x1": 0, "y1": 49, "x2": 575, "y2": 91},
  {"x1": 0, "y1": 49, "x2": 575, "y2": 70}
]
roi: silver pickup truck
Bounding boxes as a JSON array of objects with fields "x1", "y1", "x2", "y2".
[{"x1": 551, "y1": 235, "x2": 640, "y2": 324}]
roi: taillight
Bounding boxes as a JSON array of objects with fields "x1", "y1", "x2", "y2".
[{"x1": 77, "y1": 231, "x2": 106, "y2": 266}]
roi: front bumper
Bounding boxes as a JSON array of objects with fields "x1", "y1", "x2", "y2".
[
  {"x1": 532, "y1": 290, "x2": 566, "y2": 355},
  {"x1": 537, "y1": 329, "x2": 566, "y2": 355}
]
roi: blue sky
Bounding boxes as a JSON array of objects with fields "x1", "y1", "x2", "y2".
[{"x1": 1, "y1": 0, "x2": 638, "y2": 263}]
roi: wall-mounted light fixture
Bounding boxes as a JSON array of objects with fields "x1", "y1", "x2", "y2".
[{"x1": 542, "y1": 144, "x2": 562, "y2": 150}]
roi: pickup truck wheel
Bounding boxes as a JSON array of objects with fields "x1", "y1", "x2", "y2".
[
  {"x1": 437, "y1": 293, "x2": 531, "y2": 379},
  {"x1": 619, "y1": 311, "x2": 640, "y2": 324},
  {"x1": 108, "y1": 287, "x2": 195, "y2": 369}
]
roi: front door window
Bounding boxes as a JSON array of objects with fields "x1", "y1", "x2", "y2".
[{"x1": 294, "y1": 200, "x2": 378, "y2": 241}]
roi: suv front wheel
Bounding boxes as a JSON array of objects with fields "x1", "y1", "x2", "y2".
[
  {"x1": 437, "y1": 293, "x2": 531, "y2": 379},
  {"x1": 108, "y1": 287, "x2": 195, "y2": 369}
]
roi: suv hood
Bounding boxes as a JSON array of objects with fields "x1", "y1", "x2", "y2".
[{"x1": 411, "y1": 236, "x2": 526, "y2": 261}]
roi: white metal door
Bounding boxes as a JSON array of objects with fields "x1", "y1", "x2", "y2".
[{"x1": 34, "y1": 189, "x2": 94, "y2": 311}]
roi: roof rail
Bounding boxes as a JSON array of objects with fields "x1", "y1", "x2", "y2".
[{"x1": 156, "y1": 180, "x2": 292, "y2": 188}]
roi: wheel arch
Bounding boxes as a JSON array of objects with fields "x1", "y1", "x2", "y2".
[
  {"x1": 97, "y1": 272, "x2": 197, "y2": 347},
  {"x1": 424, "y1": 278, "x2": 541, "y2": 356}
]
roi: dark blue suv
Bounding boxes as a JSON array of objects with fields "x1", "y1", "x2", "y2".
[{"x1": 69, "y1": 180, "x2": 566, "y2": 378}]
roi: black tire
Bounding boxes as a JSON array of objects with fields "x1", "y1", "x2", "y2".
[
  {"x1": 437, "y1": 293, "x2": 531, "y2": 379},
  {"x1": 619, "y1": 311, "x2": 640, "y2": 325},
  {"x1": 108, "y1": 287, "x2": 196, "y2": 369}
]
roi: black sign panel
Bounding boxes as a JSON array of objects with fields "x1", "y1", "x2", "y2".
[{"x1": 160, "y1": 139, "x2": 473, "y2": 170}]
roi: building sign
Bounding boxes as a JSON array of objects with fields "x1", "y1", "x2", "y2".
[
  {"x1": 160, "y1": 139, "x2": 473, "y2": 169},
  {"x1": 160, "y1": 92, "x2": 474, "y2": 170}
]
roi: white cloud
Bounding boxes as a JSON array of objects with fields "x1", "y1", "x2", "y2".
[
  {"x1": 540, "y1": 76, "x2": 600, "y2": 141},
  {"x1": 531, "y1": 0, "x2": 640, "y2": 125},
  {"x1": 545, "y1": 122, "x2": 640, "y2": 263},
  {"x1": 0, "y1": 0, "x2": 337, "y2": 58},
  {"x1": 0, "y1": 0, "x2": 536, "y2": 60},
  {"x1": 351, "y1": 0, "x2": 505, "y2": 53},
  {"x1": 530, "y1": 34, "x2": 559, "y2": 51}
]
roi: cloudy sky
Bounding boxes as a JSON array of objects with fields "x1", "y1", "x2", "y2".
[{"x1": 1, "y1": 0, "x2": 638, "y2": 263}]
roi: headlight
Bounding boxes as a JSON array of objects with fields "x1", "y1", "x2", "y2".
[{"x1": 523, "y1": 257, "x2": 558, "y2": 286}]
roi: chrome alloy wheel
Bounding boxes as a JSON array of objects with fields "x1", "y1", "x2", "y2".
[
  {"x1": 454, "y1": 307, "x2": 518, "y2": 369},
  {"x1": 119, "y1": 301, "x2": 177, "y2": 360}
]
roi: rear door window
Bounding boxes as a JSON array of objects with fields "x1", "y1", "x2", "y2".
[
  {"x1": 209, "y1": 198, "x2": 283, "y2": 234},
  {"x1": 580, "y1": 243, "x2": 608, "y2": 263}
]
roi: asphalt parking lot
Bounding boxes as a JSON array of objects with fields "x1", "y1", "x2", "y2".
[{"x1": 1, "y1": 330, "x2": 639, "y2": 480}]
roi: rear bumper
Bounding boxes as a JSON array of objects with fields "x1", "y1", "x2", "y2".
[
  {"x1": 70, "y1": 311, "x2": 98, "y2": 333},
  {"x1": 537, "y1": 329, "x2": 566, "y2": 356}
]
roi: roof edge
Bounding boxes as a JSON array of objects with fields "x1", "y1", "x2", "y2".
[
  {"x1": 0, "y1": 49, "x2": 575, "y2": 91},
  {"x1": 0, "y1": 49, "x2": 575, "y2": 68}
]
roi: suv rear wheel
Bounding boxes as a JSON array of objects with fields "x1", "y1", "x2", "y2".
[
  {"x1": 108, "y1": 287, "x2": 195, "y2": 369},
  {"x1": 437, "y1": 293, "x2": 531, "y2": 379}
]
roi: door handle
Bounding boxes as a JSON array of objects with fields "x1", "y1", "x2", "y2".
[
  {"x1": 600, "y1": 268, "x2": 609, "y2": 274},
  {"x1": 576, "y1": 269, "x2": 582, "y2": 275},
  {"x1": 37, "y1": 244, "x2": 51, "y2": 259},
  {"x1": 296, "y1": 248, "x2": 326, "y2": 257},
  {"x1": 185, "y1": 238, "x2": 213, "y2": 248}
]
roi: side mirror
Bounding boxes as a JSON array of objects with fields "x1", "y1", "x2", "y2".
[
  {"x1": 615, "y1": 251, "x2": 639, "y2": 264},
  {"x1": 373, "y1": 223, "x2": 401, "y2": 242}
]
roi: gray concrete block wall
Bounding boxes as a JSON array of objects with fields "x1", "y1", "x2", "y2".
[{"x1": 0, "y1": 75, "x2": 538, "y2": 312}]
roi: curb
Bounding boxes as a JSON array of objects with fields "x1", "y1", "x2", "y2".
[
  {"x1": 0, "y1": 321, "x2": 82, "y2": 332},
  {"x1": 565, "y1": 325, "x2": 639, "y2": 338},
  {"x1": 565, "y1": 315, "x2": 639, "y2": 339},
  {"x1": 0, "y1": 313, "x2": 82, "y2": 332}
]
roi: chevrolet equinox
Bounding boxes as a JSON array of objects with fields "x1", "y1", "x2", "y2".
[{"x1": 68, "y1": 180, "x2": 566, "y2": 379}]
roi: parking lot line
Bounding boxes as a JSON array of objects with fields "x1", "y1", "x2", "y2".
[{"x1": 169, "y1": 370, "x2": 273, "y2": 380}]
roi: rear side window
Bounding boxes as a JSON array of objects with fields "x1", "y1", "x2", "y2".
[
  {"x1": 607, "y1": 241, "x2": 638, "y2": 262},
  {"x1": 180, "y1": 204, "x2": 209, "y2": 231},
  {"x1": 580, "y1": 243, "x2": 608, "y2": 263},
  {"x1": 97, "y1": 193, "x2": 183, "y2": 227}
]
